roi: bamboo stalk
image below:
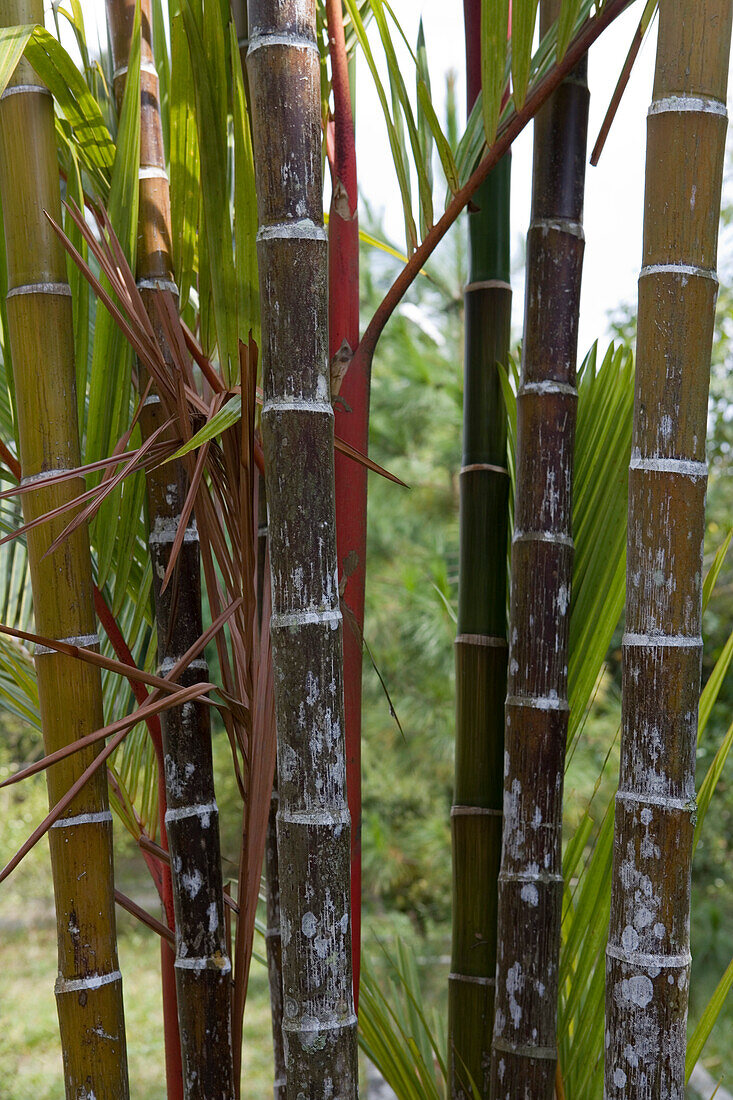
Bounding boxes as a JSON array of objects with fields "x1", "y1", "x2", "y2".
[
  {"x1": 448, "y1": 4, "x2": 511, "y2": 1095},
  {"x1": 327, "y1": 0, "x2": 364, "y2": 1009},
  {"x1": 0, "y1": 2, "x2": 130, "y2": 1096},
  {"x1": 491, "y1": 2, "x2": 589, "y2": 1094},
  {"x1": 105, "y1": 3, "x2": 234, "y2": 1096},
  {"x1": 605, "y1": 3, "x2": 732, "y2": 1095},
  {"x1": 246, "y1": 0, "x2": 359, "y2": 1094},
  {"x1": 257, "y1": 476, "x2": 287, "y2": 1100}
]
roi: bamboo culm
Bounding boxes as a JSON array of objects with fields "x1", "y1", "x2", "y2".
[
  {"x1": 491, "y1": 1, "x2": 589, "y2": 1094},
  {"x1": 105, "y1": 3, "x2": 234, "y2": 1096},
  {"x1": 258, "y1": 476, "x2": 287, "y2": 1100},
  {"x1": 247, "y1": 0, "x2": 359, "y2": 1095},
  {"x1": 327, "y1": 0, "x2": 364, "y2": 1009},
  {"x1": 448, "y1": 4, "x2": 511, "y2": 1095},
  {"x1": 0, "y1": 1, "x2": 129, "y2": 1095},
  {"x1": 604, "y1": 2, "x2": 732, "y2": 1095}
]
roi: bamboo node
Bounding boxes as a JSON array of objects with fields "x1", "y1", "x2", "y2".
[
  {"x1": 530, "y1": 216, "x2": 584, "y2": 240},
  {"x1": 159, "y1": 656, "x2": 209, "y2": 675},
  {"x1": 257, "y1": 221, "x2": 328, "y2": 243},
  {"x1": 247, "y1": 32, "x2": 319, "y2": 56},
  {"x1": 455, "y1": 633, "x2": 507, "y2": 648},
  {"x1": 0, "y1": 84, "x2": 51, "y2": 102},
  {"x1": 113, "y1": 61, "x2": 159, "y2": 81},
  {"x1": 148, "y1": 516, "x2": 198, "y2": 545},
  {"x1": 451, "y1": 805, "x2": 503, "y2": 817},
  {"x1": 505, "y1": 693, "x2": 569, "y2": 712},
  {"x1": 512, "y1": 529, "x2": 574, "y2": 548},
  {"x1": 448, "y1": 972, "x2": 495, "y2": 986},
  {"x1": 282, "y1": 1014, "x2": 358, "y2": 1034},
  {"x1": 34, "y1": 632, "x2": 100, "y2": 656},
  {"x1": 270, "y1": 607, "x2": 341, "y2": 629},
  {"x1": 55, "y1": 969, "x2": 122, "y2": 994},
  {"x1": 139, "y1": 166, "x2": 169, "y2": 181},
  {"x1": 278, "y1": 808, "x2": 350, "y2": 827},
  {"x1": 7, "y1": 282, "x2": 71, "y2": 298},
  {"x1": 136, "y1": 277, "x2": 179, "y2": 295},
  {"x1": 639, "y1": 262, "x2": 718, "y2": 284},
  {"x1": 459, "y1": 463, "x2": 509, "y2": 476},
  {"x1": 261, "y1": 398, "x2": 333, "y2": 416},
  {"x1": 606, "y1": 942, "x2": 691, "y2": 968},
  {"x1": 50, "y1": 810, "x2": 113, "y2": 829},
  {"x1": 164, "y1": 800, "x2": 219, "y2": 824},
  {"x1": 463, "y1": 279, "x2": 512, "y2": 293},
  {"x1": 629, "y1": 454, "x2": 708, "y2": 478},
  {"x1": 615, "y1": 789, "x2": 696, "y2": 812},
  {"x1": 648, "y1": 94, "x2": 727, "y2": 118},
  {"x1": 20, "y1": 467, "x2": 75, "y2": 486},
  {"x1": 518, "y1": 381, "x2": 578, "y2": 398},
  {"x1": 492, "y1": 1036, "x2": 557, "y2": 1059},
  {"x1": 175, "y1": 955, "x2": 232, "y2": 974},
  {"x1": 622, "y1": 632, "x2": 703, "y2": 648}
]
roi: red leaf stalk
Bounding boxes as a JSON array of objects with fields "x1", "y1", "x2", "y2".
[{"x1": 327, "y1": 0, "x2": 363, "y2": 1007}]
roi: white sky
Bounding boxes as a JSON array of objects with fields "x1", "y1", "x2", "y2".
[{"x1": 354, "y1": 2, "x2": 658, "y2": 354}]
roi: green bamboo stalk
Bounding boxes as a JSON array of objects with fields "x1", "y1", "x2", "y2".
[
  {"x1": 105, "y1": 2, "x2": 234, "y2": 1096},
  {"x1": 448, "y1": 5, "x2": 511, "y2": 1093},
  {"x1": 0, "y1": 2, "x2": 130, "y2": 1096},
  {"x1": 246, "y1": 0, "x2": 359, "y2": 1094},
  {"x1": 491, "y1": 2, "x2": 589, "y2": 1095},
  {"x1": 605, "y1": 2, "x2": 732, "y2": 1094}
]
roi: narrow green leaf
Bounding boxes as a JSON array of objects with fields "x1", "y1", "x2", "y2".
[
  {"x1": 556, "y1": 0, "x2": 582, "y2": 61},
  {"x1": 481, "y1": 0, "x2": 510, "y2": 143},
  {"x1": 511, "y1": 0, "x2": 540, "y2": 110},
  {"x1": 417, "y1": 81, "x2": 459, "y2": 194},
  {"x1": 229, "y1": 20, "x2": 260, "y2": 348},
  {"x1": 25, "y1": 26, "x2": 115, "y2": 198},
  {"x1": 169, "y1": 395, "x2": 242, "y2": 459},
  {"x1": 151, "y1": 0, "x2": 171, "y2": 165},
  {"x1": 0, "y1": 24, "x2": 34, "y2": 99},
  {"x1": 169, "y1": 11, "x2": 200, "y2": 314}
]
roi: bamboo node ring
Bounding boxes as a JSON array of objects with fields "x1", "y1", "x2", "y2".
[{"x1": 34, "y1": 633, "x2": 100, "y2": 656}]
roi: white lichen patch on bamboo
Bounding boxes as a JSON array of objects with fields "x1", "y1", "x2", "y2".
[
  {"x1": 512, "y1": 529, "x2": 574, "y2": 547},
  {"x1": 147, "y1": 514, "x2": 199, "y2": 545},
  {"x1": 256, "y1": 219, "x2": 327, "y2": 242},
  {"x1": 506, "y1": 693, "x2": 569, "y2": 712},
  {"x1": 174, "y1": 955, "x2": 232, "y2": 974},
  {"x1": 628, "y1": 455, "x2": 708, "y2": 477},
  {"x1": 136, "y1": 277, "x2": 178, "y2": 294}
]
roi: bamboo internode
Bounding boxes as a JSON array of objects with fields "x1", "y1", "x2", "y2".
[
  {"x1": 605, "y1": 3, "x2": 732, "y2": 1095},
  {"x1": 492, "y1": 1, "x2": 589, "y2": 1094},
  {"x1": 105, "y1": 2, "x2": 234, "y2": 1096},
  {"x1": 0, "y1": 2, "x2": 129, "y2": 1096},
  {"x1": 247, "y1": 0, "x2": 358, "y2": 1094}
]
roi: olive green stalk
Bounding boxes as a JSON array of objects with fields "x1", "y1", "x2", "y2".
[
  {"x1": 448, "y1": 63, "x2": 512, "y2": 1100},
  {"x1": 491, "y1": 2, "x2": 589, "y2": 1095},
  {"x1": 0, "y1": 2, "x2": 129, "y2": 1096},
  {"x1": 105, "y1": 3, "x2": 234, "y2": 1096},
  {"x1": 605, "y1": 2, "x2": 732, "y2": 1094},
  {"x1": 246, "y1": 0, "x2": 358, "y2": 1094}
]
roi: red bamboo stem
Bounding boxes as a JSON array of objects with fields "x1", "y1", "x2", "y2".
[{"x1": 327, "y1": 0, "x2": 364, "y2": 1008}]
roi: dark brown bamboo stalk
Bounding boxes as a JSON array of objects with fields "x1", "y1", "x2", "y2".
[
  {"x1": 105, "y1": 3, "x2": 234, "y2": 1096},
  {"x1": 246, "y1": 0, "x2": 359, "y2": 1094},
  {"x1": 605, "y1": 3, "x2": 732, "y2": 1095},
  {"x1": 448, "y1": 4, "x2": 511, "y2": 1095},
  {"x1": 0, "y1": 2, "x2": 129, "y2": 1095},
  {"x1": 257, "y1": 474, "x2": 287, "y2": 1100},
  {"x1": 491, "y1": 1, "x2": 589, "y2": 1095}
]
